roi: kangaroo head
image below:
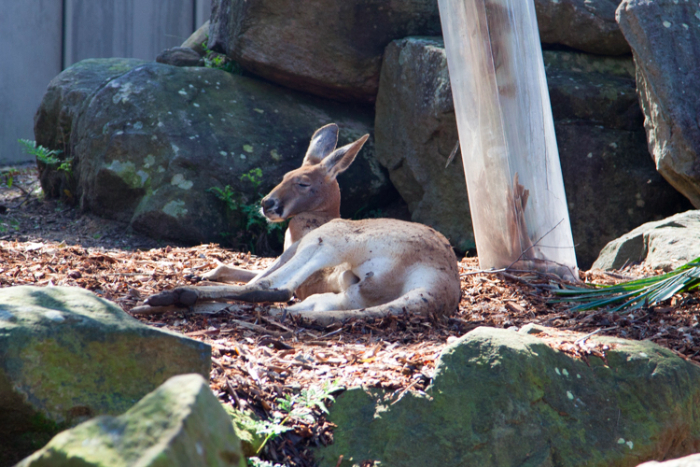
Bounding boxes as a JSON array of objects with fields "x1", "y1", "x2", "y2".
[{"x1": 261, "y1": 124, "x2": 369, "y2": 222}]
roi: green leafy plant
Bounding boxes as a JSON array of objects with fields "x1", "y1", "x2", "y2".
[
  {"x1": 209, "y1": 168, "x2": 287, "y2": 254},
  {"x1": 240, "y1": 167, "x2": 263, "y2": 189},
  {"x1": 19, "y1": 139, "x2": 73, "y2": 174},
  {"x1": 57, "y1": 159, "x2": 73, "y2": 174},
  {"x1": 554, "y1": 256, "x2": 700, "y2": 313},
  {"x1": 245, "y1": 380, "x2": 343, "y2": 457},
  {"x1": 201, "y1": 40, "x2": 242, "y2": 74},
  {"x1": 1, "y1": 167, "x2": 19, "y2": 188},
  {"x1": 19, "y1": 139, "x2": 62, "y2": 165},
  {"x1": 208, "y1": 185, "x2": 239, "y2": 212}
]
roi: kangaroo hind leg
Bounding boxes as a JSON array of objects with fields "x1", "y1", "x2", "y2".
[{"x1": 271, "y1": 266, "x2": 460, "y2": 325}]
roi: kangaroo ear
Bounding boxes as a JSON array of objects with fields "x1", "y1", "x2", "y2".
[
  {"x1": 321, "y1": 134, "x2": 369, "y2": 179},
  {"x1": 303, "y1": 123, "x2": 339, "y2": 166}
]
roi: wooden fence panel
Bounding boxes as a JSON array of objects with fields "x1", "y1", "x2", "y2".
[
  {"x1": 63, "y1": 0, "x2": 197, "y2": 67},
  {"x1": 0, "y1": 1, "x2": 63, "y2": 165},
  {"x1": 196, "y1": 0, "x2": 212, "y2": 30},
  {"x1": 0, "y1": 0, "x2": 210, "y2": 165}
]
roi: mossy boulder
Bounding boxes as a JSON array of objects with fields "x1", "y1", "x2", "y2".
[
  {"x1": 35, "y1": 59, "x2": 396, "y2": 250},
  {"x1": 0, "y1": 286, "x2": 211, "y2": 466},
  {"x1": 16, "y1": 374, "x2": 245, "y2": 467},
  {"x1": 317, "y1": 326, "x2": 700, "y2": 467},
  {"x1": 33, "y1": 58, "x2": 148, "y2": 200}
]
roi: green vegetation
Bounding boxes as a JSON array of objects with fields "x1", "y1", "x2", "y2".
[
  {"x1": 554, "y1": 256, "x2": 700, "y2": 312},
  {"x1": 0, "y1": 218, "x2": 19, "y2": 233},
  {"x1": 201, "y1": 40, "x2": 242, "y2": 74},
  {"x1": 209, "y1": 168, "x2": 287, "y2": 254},
  {"x1": 19, "y1": 139, "x2": 75, "y2": 203},
  {"x1": 234, "y1": 380, "x2": 343, "y2": 466},
  {"x1": 1, "y1": 167, "x2": 19, "y2": 188},
  {"x1": 18, "y1": 139, "x2": 73, "y2": 175}
]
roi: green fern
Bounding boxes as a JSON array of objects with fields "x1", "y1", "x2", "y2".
[
  {"x1": 251, "y1": 380, "x2": 343, "y2": 455},
  {"x1": 19, "y1": 139, "x2": 73, "y2": 174},
  {"x1": 18, "y1": 139, "x2": 62, "y2": 165}
]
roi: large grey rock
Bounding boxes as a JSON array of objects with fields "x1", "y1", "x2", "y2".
[
  {"x1": 375, "y1": 37, "x2": 692, "y2": 265},
  {"x1": 593, "y1": 210, "x2": 700, "y2": 271},
  {"x1": 33, "y1": 58, "x2": 148, "y2": 199},
  {"x1": 16, "y1": 374, "x2": 245, "y2": 467},
  {"x1": 35, "y1": 59, "x2": 396, "y2": 248},
  {"x1": 317, "y1": 326, "x2": 700, "y2": 467},
  {"x1": 617, "y1": 0, "x2": 700, "y2": 208},
  {"x1": 535, "y1": 0, "x2": 630, "y2": 55},
  {"x1": 208, "y1": 0, "x2": 441, "y2": 103},
  {"x1": 0, "y1": 286, "x2": 211, "y2": 466},
  {"x1": 637, "y1": 454, "x2": 700, "y2": 467}
]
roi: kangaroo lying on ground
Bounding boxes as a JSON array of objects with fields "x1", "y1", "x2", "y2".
[{"x1": 146, "y1": 124, "x2": 461, "y2": 324}]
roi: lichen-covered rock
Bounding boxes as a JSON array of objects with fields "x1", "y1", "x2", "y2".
[
  {"x1": 535, "y1": 0, "x2": 630, "y2": 55},
  {"x1": 374, "y1": 37, "x2": 690, "y2": 265},
  {"x1": 0, "y1": 286, "x2": 211, "y2": 466},
  {"x1": 637, "y1": 454, "x2": 700, "y2": 467},
  {"x1": 35, "y1": 59, "x2": 396, "y2": 248},
  {"x1": 317, "y1": 326, "x2": 700, "y2": 467},
  {"x1": 33, "y1": 58, "x2": 148, "y2": 199},
  {"x1": 616, "y1": 0, "x2": 700, "y2": 208},
  {"x1": 593, "y1": 210, "x2": 700, "y2": 271},
  {"x1": 208, "y1": 0, "x2": 441, "y2": 103},
  {"x1": 16, "y1": 374, "x2": 245, "y2": 467}
]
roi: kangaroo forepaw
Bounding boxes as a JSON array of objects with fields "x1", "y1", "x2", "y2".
[{"x1": 146, "y1": 287, "x2": 200, "y2": 307}]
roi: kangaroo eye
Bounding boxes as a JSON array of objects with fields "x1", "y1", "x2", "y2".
[{"x1": 297, "y1": 182, "x2": 310, "y2": 188}]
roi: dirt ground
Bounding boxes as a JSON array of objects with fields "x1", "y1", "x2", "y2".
[{"x1": 2, "y1": 166, "x2": 699, "y2": 466}]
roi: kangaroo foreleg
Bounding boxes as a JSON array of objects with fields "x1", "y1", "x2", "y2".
[{"x1": 201, "y1": 241, "x2": 301, "y2": 284}]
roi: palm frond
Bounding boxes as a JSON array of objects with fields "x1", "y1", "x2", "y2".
[{"x1": 553, "y1": 256, "x2": 700, "y2": 313}]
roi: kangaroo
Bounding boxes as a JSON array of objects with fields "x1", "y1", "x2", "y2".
[{"x1": 145, "y1": 124, "x2": 461, "y2": 324}]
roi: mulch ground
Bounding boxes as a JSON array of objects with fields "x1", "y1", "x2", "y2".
[{"x1": 2, "y1": 166, "x2": 699, "y2": 466}]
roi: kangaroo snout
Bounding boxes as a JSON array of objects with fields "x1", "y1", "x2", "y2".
[{"x1": 261, "y1": 196, "x2": 283, "y2": 220}]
